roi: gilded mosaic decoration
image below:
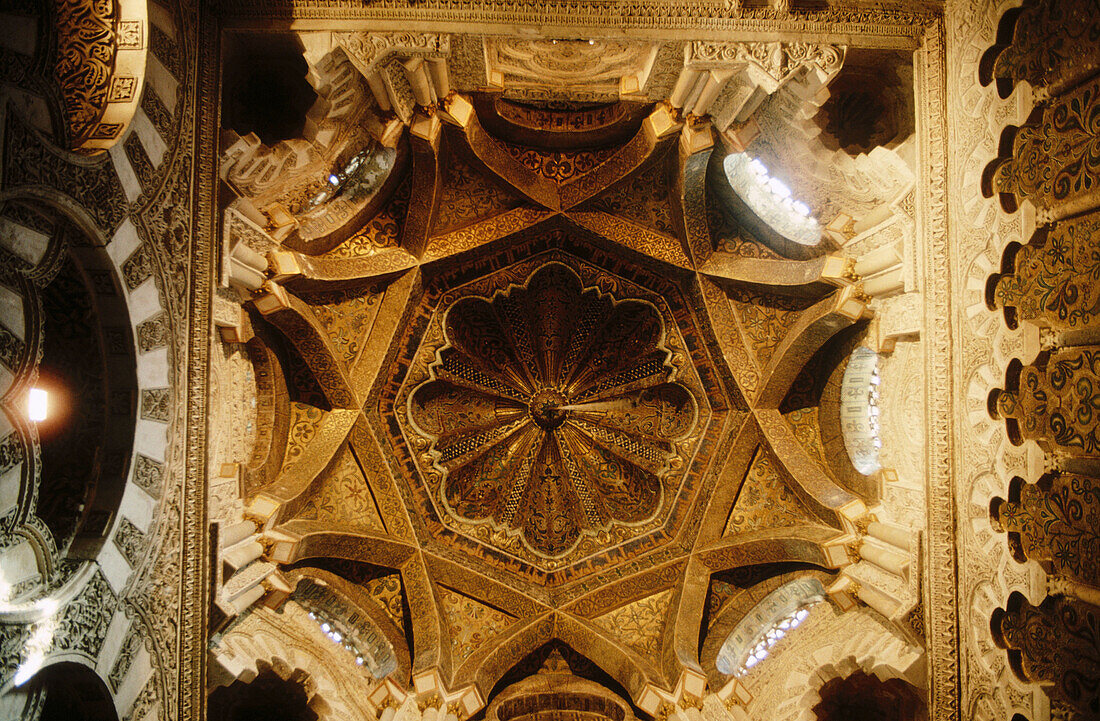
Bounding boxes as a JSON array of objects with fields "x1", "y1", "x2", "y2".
[
  {"x1": 388, "y1": 241, "x2": 719, "y2": 581},
  {"x1": 406, "y1": 262, "x2": 698, "y2": 560}
]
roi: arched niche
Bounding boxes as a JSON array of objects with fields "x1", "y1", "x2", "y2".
[
  {"x1": 485, "y1": 662, "x2": 636, "y2": 721},
  {"x1": 208, "y1": 665, "x2": 320, "y2": 721},
  {"x1": 16, "y1": 661, "x2": 120, "y2": 721},
  {"x1": 481, "y1": 641, "x2": 641, "y2": 719},
  {"x1": 811, "y1": 669, "x2": 927, "y2": 721}
]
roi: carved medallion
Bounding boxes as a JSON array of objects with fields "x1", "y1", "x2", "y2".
[
  {"x1": 382, "y1": 236, "x2": 728, "y2": 584},
  {"x1": 407, "y1": 262, "x2": 698, "y2": 559}
]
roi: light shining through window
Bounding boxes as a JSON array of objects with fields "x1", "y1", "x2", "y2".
[
  {"x1": 724, "y1": 152, "x2": 821, "y2": 245},
  {"x1": 307, "y1": 610, "x2": 368, "y2": 668},
  {"x1": 734, "y1": 606, "x2": 813, "y2": 676},
  {"x1": 28, "y1": 388, "x2": 47, "y2": 422}
]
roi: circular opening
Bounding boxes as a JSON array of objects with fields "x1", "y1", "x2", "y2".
[{"x1": 716, "y1": 578, "x2": 825, "y2": 677}]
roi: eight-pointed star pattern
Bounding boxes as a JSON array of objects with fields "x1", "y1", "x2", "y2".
[{"x1": 240, "y1": 99, "x2": 875, "y2": 704}]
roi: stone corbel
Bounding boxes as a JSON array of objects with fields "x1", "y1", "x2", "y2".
[
  {"x1": 828, "y1": 507, "x2": 924, "y2": 644},
  {"x1": 437, "y1": 94, "x2": 475, "y2": 129},
  {"x1": 637, "y1": 668, "x2": 708, "y2": 720},
  {"x1": 337, "y1": 31, "x2": 450, "y2": 127},
  {"x1": 212, "y1": 512, "x2": 287, "y2": 620},
  {"x1": 680, "y1": 119, "x2": 714, "y2": 156},
  {"x1": 227, "y1": 233, "x2": 272, "y2": 293},
  {"x1": 369, "y1": 668, "x2": 483, "y2": 721},
  {"x1": 715, "y1": 677, "x2": 753, "y2": 720},
  {"x1": 819, "y1": 254, "x2": 859, "y2": 288},
  {"x1": 267, "y1": 249, "x2": 303, "y2": 284},
  {"x1": 644, "y1": 103, "x2": 684, "y2": 142},
  {"x1": 684, "y1": 41, "x2": 845, "y2": 129}
]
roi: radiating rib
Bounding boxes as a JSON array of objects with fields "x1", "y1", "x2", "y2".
[
  {"x1": 571, "y1": 352, "x2": 669, "y2": 403},
  {"x1": 513, "y1": 435, "x2": 584, "y2": 556},
  {"x1": 493, "y1": 289, "x2": 542, "y2": 387},
  {"x1": 557, "y1": 424, "x2": 660, "y2": 524},
  {"x1": 436, "y1": 418, "x2": 530, "y2": 473},
  {"x1": 435, "y1": 351, "x2": 529, "y2": 402},
  {"x1": 557, "y1": 288, "x2": 614, "y2": 388},
  {"x1": 444, "y1": 421, "x2": 541, "y2": 521},
  {"x1": 567, "y1": 383, "x2": 696, "y2": 442},
  {"x1": 410, "y1": 380, "x2": 526, "y2": 438},
  {"x1": 525, "y1": 263, "x2": 584, "y2": 386},
  {"x1": 563, "y1": 417, "x2": 669, "y2": 480},
  {"x1": 445, "y1": 296, "x2": 536, "y2": 395},
  {"x1": 565, "y1": 300, "x2": 665, "y2": 396}
]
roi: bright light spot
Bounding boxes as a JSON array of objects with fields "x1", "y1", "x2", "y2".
[
  {"x1": 13, "y1": 618, "x2": 57, "y2": 687},
  {"x1": 766, "y1": 177, "x2": 791, "y2": 199},
  {"x1": 328, "y1": 174, "x2": 340, "y2": 185},
  {"x1": 723, "y1": 153, "x2": 820, "y2": 245},
  {"x1": 588, "y1": 39, "x2": 595, "y2": 45},
  {"x1": 28, "y1": 388, "x2": 47, "y2": 422}
]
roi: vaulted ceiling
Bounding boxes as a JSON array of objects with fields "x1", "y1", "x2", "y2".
[{"x1": 212, "y1": 30, "x2": 919, "y2": 716}]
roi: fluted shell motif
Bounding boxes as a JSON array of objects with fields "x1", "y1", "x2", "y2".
[{"x1": 408, "y1": 263, "x2": 698, "y2": 559}]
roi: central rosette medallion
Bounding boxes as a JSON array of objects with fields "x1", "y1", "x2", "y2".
[{"x1": 403, "y1": 261, "x2": 700, "y2": 562}]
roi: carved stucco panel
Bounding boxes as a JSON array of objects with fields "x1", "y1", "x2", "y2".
[{"x1": 946, "y1": 0, "x2": 1048, "y2": 718}]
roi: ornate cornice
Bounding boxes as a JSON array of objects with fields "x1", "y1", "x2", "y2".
[{"x1": 215, "y1": 1, "x2": 937, "y2": 46}]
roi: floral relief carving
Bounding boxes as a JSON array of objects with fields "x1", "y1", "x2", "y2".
[
  {"x1": 991, "y1": 347, "x2": 1100, "y2": 458},
  {"x1": 53, "y1": 0, "x2": 119, "y2": 146},
  {"x1": 407, "y1": 262, "x2": 698, "y2": 560},
  {"x1": 989, "y1": 210, "x2": 1100, "y2": 332},
  {"x1": 983, "y1": 75, "x2": 1100, "y2": 216},
  {"x1": 991, "y1": 592, "x2": 1100, "y2": 715},
  {"x1": 991, "y1": 473, "x2": 1100, "y2": 588},
  {"x1": 980, "y1": 0, "x2": 1100, "y2": 98}
]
